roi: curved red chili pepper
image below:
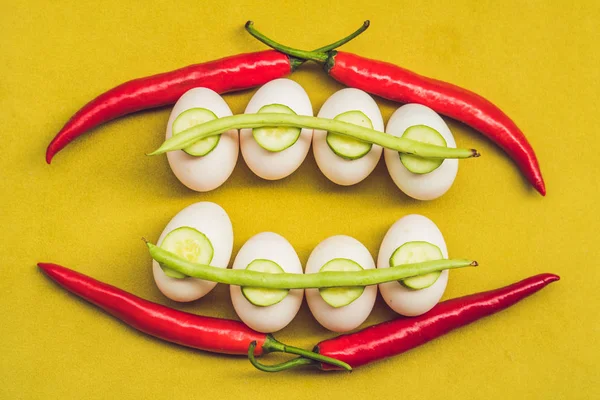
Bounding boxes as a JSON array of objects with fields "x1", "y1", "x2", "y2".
[
  {"x1": 38, "y1": 262, "x2": 268, "y2": 354},
  {"x1": 46, "y1": 22, "x2": 370, "y2": 164},
  {"x1": 45, "y1": 51, "x2": 294, "y2": 164},
  {"x1": 314, "y1": 273, "x2": 559, "y2": 370},
  {"x1": 245, "y1": 24, "x2": 546, "y2": 195},
  {"x1": 37, "y1": 262, "x2": 351, "y2": 370},
  {"x1": 326, "y1": 52, "x2": 545, "y2": 195}
]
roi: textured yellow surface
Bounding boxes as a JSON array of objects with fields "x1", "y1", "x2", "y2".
[{"x1": 1, "y1": 0, "x2": 598, "y2": 398}]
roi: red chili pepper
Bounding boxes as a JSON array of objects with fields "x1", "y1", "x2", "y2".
[
  {"x1": 246, "y1": 23, "x2": 546, "y2": 196},
  {"x1": 248, "y1": 273, "x2": 559, "y2": 372},
  {"x1": 45, "y1": 23, "x2": 369, "y2": 164},
  {"x1": 37, "y1": 262, "x2": 351, "y2": 370}
]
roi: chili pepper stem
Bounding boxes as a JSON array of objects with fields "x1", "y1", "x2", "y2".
[
  {"x1": 148, "y1": 113, "x2": 479, "y2": 159},
  {"x1": 262, "y1": 336, "x2": 351, "y2": 370},
  {"x1": 246, "y1": 22, "x2": 329, "y2": 63},
  {"x1": 251, "y1": 20, "x2": 371, "y2": 70},
  {"x1": 249, "y1": 342, "x2": 317, "y2": 372}
]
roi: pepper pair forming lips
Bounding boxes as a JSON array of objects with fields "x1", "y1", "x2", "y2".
[
  {"x1": 38, "y1": 262, "x2": 558, "y2": 373},
  {"x1": 45, "y1": 21, "x2": 545, "y2": 195}
]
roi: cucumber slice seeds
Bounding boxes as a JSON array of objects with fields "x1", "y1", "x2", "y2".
[
  {"x1": 160, "y1": 226, "x2": 214, "y2": 279},
  {"x1": 173, "y1": 108, "x2": 220, "y2": 156},
  {"x1": 252, "y1": 104, "x2": 302, "y2": 152},
  {"x1": 319, "y1": 258, "x2": 365, "y2": 308},
  {"x1": 389, "y1": 241, "x2": 444, "y2": 289},
  {"x1": 326, "y1": 110, "x2": 373, "y2": 160},
  {"x1": 399, "y1": 125, "x2": 447, "y2": 174},
  {"x1": 241, "y1": 259, "x2": 289, "y2": 307}
]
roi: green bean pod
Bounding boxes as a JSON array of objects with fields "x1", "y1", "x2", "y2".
[
  {"x1": 148, "y1": 113, "x2": 480, "y2": 159},
  {"x1": 147, "y1": 242, "x2": 477, "y2": 289}
]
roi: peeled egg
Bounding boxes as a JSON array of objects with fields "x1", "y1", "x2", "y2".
[
  {"x1": 166, "y1": 87, "x2": 238, "y2": 192},
  {"x1": 305, "y1": 235, "x2": 377, "y2": 332},
  {"x1": 384, "y1": 104, "x2": 458, "y2": 200},
  {"x1": 230, "y1": 232, "x2": 303, "y2": 333},
  {"x1": 313, "y1": 88, "x2": 384, "y2": 185},
  {"x1": 377, "y1": 214, "x2": 449, "y2": 316},
  {"x1": 240, "y1": 79, "x2": 313, "y2": 180},
  {"x1": 152, "y1": 202, "x2": 234, "y2": 302}
]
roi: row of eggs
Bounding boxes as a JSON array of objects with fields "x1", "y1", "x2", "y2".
[
  {"x1": 166, "y1": 79, "x2": 459, "y2": 201},
  {"x1": 153, "y1": 202, "x2": 451, "y2": 333}
]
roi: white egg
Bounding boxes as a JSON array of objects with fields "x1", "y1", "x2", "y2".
[
  {"x1": 152, "y1": 202, "x2": 234, "y2": 302},
  {"x1": 230, "y1": 232, "x2": 303, "y2": 333},
  {"x1": 166, "y1": 87, "x2": 238, "y2": 192},
  {"x1": 240, "y1": 79, "x2": 313, "y2": 180},
  {"x1": 305, "y1": 235, "x2": 377, "y2": 332},
  {"x1": 313, "y1": 88, "x2": 384, "y2": 185},
  {"x1": 377, "y1": 214, "x2": 449, "y2": 316},
  {"x1": 384, "y1": 104, "x2": 458, "y2": 200}
]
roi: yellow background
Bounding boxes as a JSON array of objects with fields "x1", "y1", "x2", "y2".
[{"x1": 1, "y1": 0, "x2": 598, "y2": 398}]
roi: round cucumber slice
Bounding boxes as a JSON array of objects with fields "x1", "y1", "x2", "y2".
[
  {"x1": 172, "y1": 108, "x2": 220, "y2": 157},
  {"x1": 252, "y1": 104, "x2": 302, "y2": 152},
  {"x1": 241, "y1": 259, "x2": 289, "y2": 307},
  {"x1": 318, "y1": 258, "x2": 365, "y2": 308},
  {"x1": 389, "y1": 241, "x2": 444, "y2": 289},
  {"x1": 159, "y1": 226, "x2": 214, "y2": 279},
  {"x1": 399, "y1": 125, "x2": 447, "y2": 174},
  {"x1": 326, "y1": 110, "x2": 373, "y2": 160}
]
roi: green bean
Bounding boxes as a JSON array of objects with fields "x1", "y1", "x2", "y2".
[
  {"x1": 148, "y1": 242, "x2": 477, "y2": 289},
  {"x1": 148, "y1": 113, "x2": 480, "y2": 159}
]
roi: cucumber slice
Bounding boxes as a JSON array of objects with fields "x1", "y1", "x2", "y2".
[
  {"x1": 159, "y1": 226, "x2": 214, "y2": 279},
  {"x1": 326, "y1": 110, "x2": 373, "y2": 160},
  {"x1": 318, "y1": 258, "x2": 365, "y2": 308},
  {"x1": 241, "y1": 259, "x2": 289, "y2": 307},
  {"x1": 389, "y1": 241, "x2": 444, "y2": 289},
  {"x1": 399, "y1": 125, "x2": 447, "y2": 174},
  {"x1": 252, "y1": 104, "x2": 302, "y2": 152},
  {"x1": 172, "y1": 108, "x2": 220, "y2": 156}
]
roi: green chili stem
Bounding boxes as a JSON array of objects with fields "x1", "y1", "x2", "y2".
[
  {"x1": 249, "y1": 342, "x2": 317, "y2": 372},
  {"x1": 245, "y1": 21, "x2": 329, "y2": 63},
  {"x1": 310, "y1": 20, "x2": 369, "y2": 52},
  {"x1": 285, "y1": 20, "x2": 370, "y2": 70},
  {"x1": 148, "y1": 113, "x2": 479, "y2": 159},
  {"x1": 262, "y1": 336, "x2": 351, "y2": 371},
  {"x1": 147, "y1": 242, "x2": 477, "y2": 289}
]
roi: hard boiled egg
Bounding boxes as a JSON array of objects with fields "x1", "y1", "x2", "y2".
[
  {"x1": 377, "y1": 214, "x2": 449, "y2": 316},
  {"x1": 152, "y1": 202, "x2": 233, "y2": 302},
  {"x1": 384, "y1": 104, "x2": 458, "y2": 200},
  {"x1": 313, "y1": 88, "x2": 384, "y2": 185},
  {"x1": 230, "y1": 232, "x2": 303, "y2": 333},
  {"x1": 305, "y1": 235, "x2": 377, "y2": 332},
  {"x1": 240, "y1": 79, "x2": 313, "y2": 180},
  {"x1": 166, "y1": 87, "x2": 238, "y2": 192}
]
